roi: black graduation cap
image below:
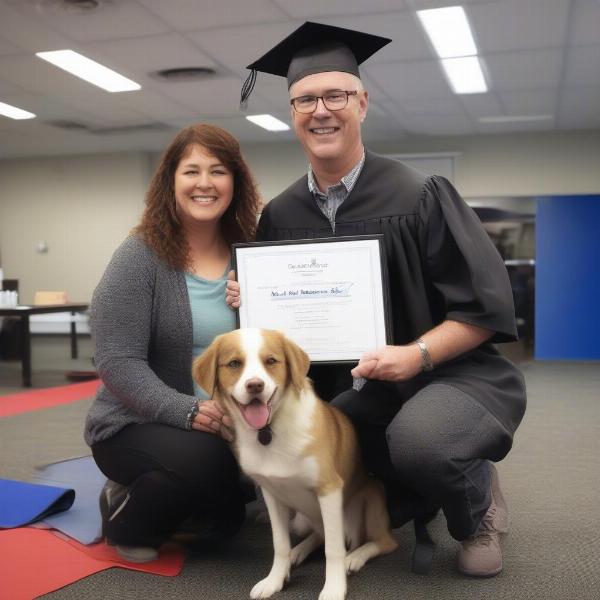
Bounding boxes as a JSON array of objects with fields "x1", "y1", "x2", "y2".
[{"x1": 240, "y1": 21, "x2": 391, "y2": 109}]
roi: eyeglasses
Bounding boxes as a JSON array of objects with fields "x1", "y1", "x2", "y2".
[{"x1": 290, "y1": 90, "x2": 359, "y2": 114}]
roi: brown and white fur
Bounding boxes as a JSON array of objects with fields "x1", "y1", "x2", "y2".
[{"x1": 193, "y1": 328, "x2": 397, "y2": 600}]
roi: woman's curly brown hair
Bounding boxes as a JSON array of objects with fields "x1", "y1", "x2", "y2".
[{"x1": 133, "y1": 123, "x2": 261, "y2": 270}]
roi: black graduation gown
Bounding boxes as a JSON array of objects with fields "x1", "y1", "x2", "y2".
[{"x1": 257, "y1": 150, "x2": 526, "y2": 438}]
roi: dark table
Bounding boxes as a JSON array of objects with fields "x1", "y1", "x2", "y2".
[{"x1": 0, "y1": 303, "x2": 89, "y2": 387}]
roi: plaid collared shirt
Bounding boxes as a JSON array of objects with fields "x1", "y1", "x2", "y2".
[{"x1": 307, "y1": 151, "x2": 365, "y2": 232}]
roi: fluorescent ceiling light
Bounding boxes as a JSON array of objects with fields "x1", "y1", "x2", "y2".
[
  {"x1": 245, "y1": 114, "x2": 289, "y2": 132},
  {"x1": 417, "y1": 6, "x2": 477, "y2": 58},
  {"x1": 441, "y1": 56, "x2": 487, "y2": 94},
  {"x1": 479, "y1": 115, "x2": 553, "y2": 123},
  {"x1": 0, "y1": 101, "x2": 36, "y2": 120},
  {"x1": 36, "y1": 50, "x2": 140, "y2": 92}
]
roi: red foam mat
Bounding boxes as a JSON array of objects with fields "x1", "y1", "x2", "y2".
[
  {"x1": 0, "y1": 380, "x2": 101, "y2": 418},
  {"x1": 0, "y1": 528, "x2": 184, "y2": 600}
]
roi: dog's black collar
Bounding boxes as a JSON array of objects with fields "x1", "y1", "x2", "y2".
[{"x1": 257, "y1": 426, "x2": 272, "y2": 446}]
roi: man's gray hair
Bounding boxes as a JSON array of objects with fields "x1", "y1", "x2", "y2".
[{"x1": 289, "y1": 72, "x2": 365, "y2": 97}]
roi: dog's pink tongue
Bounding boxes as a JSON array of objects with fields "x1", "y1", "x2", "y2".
[{"x1": 241, "y1": 399, "x2": 270, "y2": 429}]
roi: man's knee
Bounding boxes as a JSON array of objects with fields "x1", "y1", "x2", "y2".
[{"x1": 386, "y1": 422, "x2": 451, "y2": 483}]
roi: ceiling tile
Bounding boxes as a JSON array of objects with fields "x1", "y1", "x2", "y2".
[
  {"x1": 104, "y1": 88, "x2": 199, "y2": 122},
  {"x1": 557, "y1": 85, "x2": 600, "y2": 128},
  {"x1": 6, "y1": 0, "x2": 169, "y2": 42},
  {"x1": 497, "y1": 90, "x2": 557, "y2": 115},
  {"x1": 0, "y1": 78, "x2": 23, "y2": 96},
  {"x1": 187, "y1": 22, "x2": 300, "y2": 76},
  {"x1": 563, "y1": 44, "x2": 600, "y2": 86},
  {"x1": 458, "y1": 93, "x2": 504, "y2": 117},
  {"x1": 138, "y1": 0, "x2": 288, "y2": 31},
  {"x1": 399, "y1": 96, "x2": 466, "y2": 117},
  {"x1": 404, "y1": 113, "x2": 476, "y2": 136},
  {"x1": 483, "y1": 48, "x2": 563, "y2": 91},
  {"x1": 469, "y1": 0, "x2": 569, "y2": 53},
  {"x1": 570, "y1": 0, "x2": 600, "y2": 46},
  {"x1": 367, "y1": 60, "x2": 455, "y2": 100},
  {"x1": 152, "y1": 77, "x2": 252, "y2": 117},
  {"x1": 0, "y1": 35, "x2": 20, "y2": 57},
  {"x1": 0, "y1": 2, "x2": 73, "y2": 52},
  {"x1": 271, "y1": 0, "x2": 407, "y2": 18}
]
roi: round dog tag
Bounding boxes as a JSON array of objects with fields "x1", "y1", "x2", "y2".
[{"x1": 257, "y1": 427, "x2": 272, "y2": 445}]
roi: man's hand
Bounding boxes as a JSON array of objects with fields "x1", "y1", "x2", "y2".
[
  {"x1": 191, "y1": 399, "x2": 234, "y2": 442},
  {"x1": 225, "y1": 270, "x2": 241, "y2": 309},
  {"x1": 350, "y1": 321, "x2": 494, "y2": 383},
  {"x1": 351, "y1": 344, "x2": 422, "y2": 382}
]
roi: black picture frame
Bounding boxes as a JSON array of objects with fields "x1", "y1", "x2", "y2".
[{"x1": 232, "y1": 234, "x2": 392, "y2": 364}]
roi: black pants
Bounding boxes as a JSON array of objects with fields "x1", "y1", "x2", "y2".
[
  {"x1": 332, "y1": 382, "x2": 512, "y2": 541},
  {"x1": 92, "y1": 423, "x2": 248, "y2": 548}
]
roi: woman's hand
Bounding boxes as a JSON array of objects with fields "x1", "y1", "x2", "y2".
[
  {"x1": 191, "y1": 400, "x2": 234, "y2": 442},
  {"x1": 225, "y1": 270, "x2": 241, "y2": 309}
]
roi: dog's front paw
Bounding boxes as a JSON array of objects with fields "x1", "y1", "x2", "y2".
[
  {"x1": 250, "y1": 575, "x2": 285, "y2": 599},
  {"x1": 290, "y1": 543, "x2": 308, "y2": 567},
  {"x1": 345, "y1": 548, "x2": 368, "y2": 573},
  {"x1": 318, "y1": 581, "x2": 347, "y2": 600}
]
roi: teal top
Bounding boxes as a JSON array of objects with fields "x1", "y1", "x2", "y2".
[{"x1": 185, "y1": 268, "x2": 236, "y2": 398}]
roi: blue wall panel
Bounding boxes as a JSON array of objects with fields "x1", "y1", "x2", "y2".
[{"x1": 535, "y1": 196, "x2": 600, "y2": 359}]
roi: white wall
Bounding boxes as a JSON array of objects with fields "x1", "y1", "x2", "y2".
[
  {"x1": 244, "y1": 129, "x2": 600, "y2": 200},
  {"x1": 1, "y1": 129, "x2": 599, "y2": 304},
  {"x1": 0, "y1": 152, "x2": 151, "y2": 304}
]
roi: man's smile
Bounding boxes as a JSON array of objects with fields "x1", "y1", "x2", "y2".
[{"x1": 309, "y1": 126, "x2": 339, "y2": 135}]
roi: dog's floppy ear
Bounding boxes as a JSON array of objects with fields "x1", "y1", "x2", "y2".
[
  {"x1": 192, "y1": 336, "x2": 221, "y2": 397},
  {"x1": 281, "y1": 333, "x2": 310, "y2": 392}
]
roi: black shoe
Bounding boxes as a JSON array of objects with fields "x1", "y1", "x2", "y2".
[
  {"x1": 99, "y1": 480, "x2": 159, "y2": 563},
  {"x1": 176, "y1": 498, "x2": 246, "y2": 549}
]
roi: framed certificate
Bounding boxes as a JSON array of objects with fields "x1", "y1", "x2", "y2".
[{"x1": 232, "y1": 235, "x2": 392, "y2": 363}]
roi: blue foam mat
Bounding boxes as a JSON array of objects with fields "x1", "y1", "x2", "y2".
[
  {"x1": 0, "y1": 478, "x2": 75, "y2": 528},
  {"x1": 32, "y1": 455, "x2": 106, "y2": 545}
]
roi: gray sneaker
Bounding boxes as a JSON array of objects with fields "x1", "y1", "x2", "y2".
[
  {"x1": 99, "y1": 479, "x2": 159, "y2": 563},
  {"x1": 458, "y1": 464, "x2": 509, "y2": 577}
]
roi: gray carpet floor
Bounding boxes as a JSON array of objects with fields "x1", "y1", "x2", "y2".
[{"x1": 1, "y1": 336, "x2": 599, "y2": 599}]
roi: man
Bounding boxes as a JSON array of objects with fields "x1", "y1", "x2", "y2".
[{"x1": 229, "y1": 22, "x2": 526, "y2": 578}]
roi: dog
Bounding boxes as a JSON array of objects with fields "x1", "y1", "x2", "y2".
[{"x1": 193, "y1": 328, "x2": 397, "y2": 600}]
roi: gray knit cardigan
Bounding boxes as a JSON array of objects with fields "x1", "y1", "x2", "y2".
[{"x1": 84, "y1": 235, "x2": 199, "y2": 446}]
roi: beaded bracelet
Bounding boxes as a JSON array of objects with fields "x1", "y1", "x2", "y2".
[{"x1": 185, "y1": 401, "x2": 200, "y2": 430}]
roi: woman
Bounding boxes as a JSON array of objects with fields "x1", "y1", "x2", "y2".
[{"x1": 84, "y1": 124, "x2": 261, "y2": 562}]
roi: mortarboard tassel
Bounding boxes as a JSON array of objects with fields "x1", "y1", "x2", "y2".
[{"x1": 240, "y1": 69, "x2": 257, "y2": 110}]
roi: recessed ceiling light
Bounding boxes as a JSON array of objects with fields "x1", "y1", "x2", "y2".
[
  {"x1": 245, "y1": 114, "x2": 289, "y2": 132},
  {"x1": 40, "y1": 0, "x2": 103, "y2": 13},
  {"x1": 36, "y1": 50, "x2": 141, "y2": 92},
  {"x1": 478, "y1": 115, "x2": 554, "y2": 123},
  {"x1": 417, "y1": 6, "x2": 478, "y2": 58},
  {"x1": 0, "y1": 101, "x2": 36, "y2": 120},
  {"x1": 154, "y1": 67, "x2": 217, "y2": 81},
  {"x1": 441, "y1": 56, "x2": 487, "y2": 94}
]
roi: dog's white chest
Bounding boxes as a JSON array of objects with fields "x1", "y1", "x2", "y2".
[
  {"x1": 238, "y1": 436, "x2": 322, "y2": 518},
  {"x1": 240, "y1": 441, "x2": 318, "y2": 485}
]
